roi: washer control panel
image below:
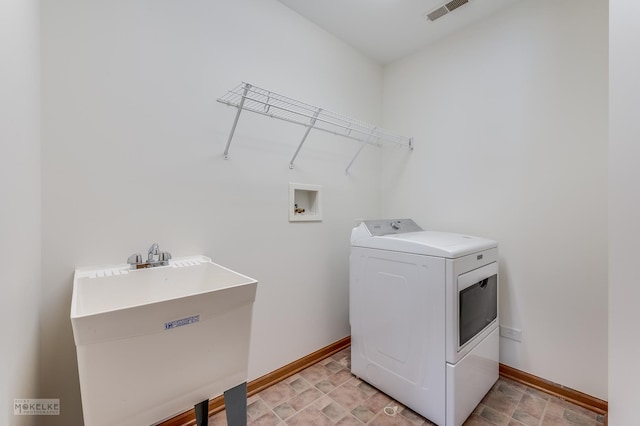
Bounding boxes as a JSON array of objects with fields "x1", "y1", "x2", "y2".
[{"x1": 362, "y1": 219, "x2": 423, "y2": 236}]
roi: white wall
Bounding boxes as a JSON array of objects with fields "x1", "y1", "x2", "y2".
[
  {"x1": 0, "y1": 0, "x2": 41, "y2": 425},
  {"x1": 40, "y1": 0, "x2": 382, "y2": 424},
  {"x1": 382, "y1": 0, "x2": 608, "y2": 399},
  {"x1": 609, "y1": 0, "x2": 640, "y2": 422}
]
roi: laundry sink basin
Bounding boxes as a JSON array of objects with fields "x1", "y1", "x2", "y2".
[{"x1": 71, "y1": 255, "x2": 258, "y2": 426}]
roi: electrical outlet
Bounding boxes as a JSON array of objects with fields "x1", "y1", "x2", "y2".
[{"x1": 500, "y1": 325, "x2": 522, "y2": 342}]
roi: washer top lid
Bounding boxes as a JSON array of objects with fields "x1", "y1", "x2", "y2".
[{"x1": 352, "y1": 230, "x2": 497, "y2": 258}]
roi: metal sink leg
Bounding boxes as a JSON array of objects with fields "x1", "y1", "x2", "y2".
[
  {"x1": 223, "y1": 382, "x2": 247, "y2": 426},
  {"x1": 194, "y1": 399, "x2": 209, "y2": 426}
]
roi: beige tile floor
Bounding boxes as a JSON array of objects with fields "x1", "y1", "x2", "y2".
[{"x1": 209, "y1": 347, "x2": 605, "y2": 426}]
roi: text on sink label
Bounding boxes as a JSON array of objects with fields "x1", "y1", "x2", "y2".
[{"x1": 165, "y1": 315, "x2": 200, "y2": 330}]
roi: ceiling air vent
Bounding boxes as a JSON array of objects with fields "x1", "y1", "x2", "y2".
[{"x1": 426, "y1": 0, "x2": 470, "y2": 22}]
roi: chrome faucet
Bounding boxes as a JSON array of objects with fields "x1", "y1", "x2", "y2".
[{"x1": 128, "y1": 243, "x2": 172, "y2": 269}]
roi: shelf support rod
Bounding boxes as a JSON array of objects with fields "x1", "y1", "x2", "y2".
[
  {"x1": 345, "y1": 143, "x2": 367, "y2": 174},
  {"x1": 345, "y1": 127, "x2": 377, "y2": 174},
  {"x1": 223, "y1": 83, "x2": 251, "y2": 159},
  {"x1": 289, "y1": 108, "x2": 321, "y2": 169}
]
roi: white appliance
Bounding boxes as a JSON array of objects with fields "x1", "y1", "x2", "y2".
[{"x1": 350, "y1": 219, "x2": 499, "y2": 426}]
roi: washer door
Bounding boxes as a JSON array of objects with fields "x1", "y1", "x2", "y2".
[
  {"x1": 459, "y1": 270, "x2": 497, "y2": 348},
  {"x1": 448, "y1": 261, "x2": 498, "y2": 363}
]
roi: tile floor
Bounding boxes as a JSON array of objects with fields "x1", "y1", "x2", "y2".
[{"x1": 209, "y1": 347, "x2": 605, "y2": 426}]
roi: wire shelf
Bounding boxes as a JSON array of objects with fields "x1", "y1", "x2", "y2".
[{"x1": 217, "y1": 82, "x2": 413, "y2": 171}]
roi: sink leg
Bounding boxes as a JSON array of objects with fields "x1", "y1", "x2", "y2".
[
  {"x1": 223, "y1": 382, "x2": 247, "y2": 426},
  {"x1": 194, "y1": 399, "x2": 209, "y2": 426}
]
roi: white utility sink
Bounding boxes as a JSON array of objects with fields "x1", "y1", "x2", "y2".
[{"x1": 71, "y1": 255, "x2": 258, "y2": 426}]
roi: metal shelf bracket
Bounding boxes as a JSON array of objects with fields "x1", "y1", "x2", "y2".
[{"x1": 289, "y1": 108, "x2": 321, "y2": 169}]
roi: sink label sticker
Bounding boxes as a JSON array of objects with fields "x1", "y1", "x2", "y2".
[{"x1": 165, "y1": 315, "x2": 200, "y2": 330}]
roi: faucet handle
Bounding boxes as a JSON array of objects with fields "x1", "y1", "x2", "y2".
[
  {"x1": 158, "y1": 251, "x2": 172, "y2": 262},
  {"x1": 127, "y1": 253, "x2": 142, "y2": 265}
]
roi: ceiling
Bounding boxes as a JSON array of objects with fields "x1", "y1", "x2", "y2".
[{"x1": 277, "y1": 0, "x2": 522, "y2": 64}]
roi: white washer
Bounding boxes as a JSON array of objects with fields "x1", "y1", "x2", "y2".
[{"x1": 350, "y1": 219, "x2": 499, "y2": 426}]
